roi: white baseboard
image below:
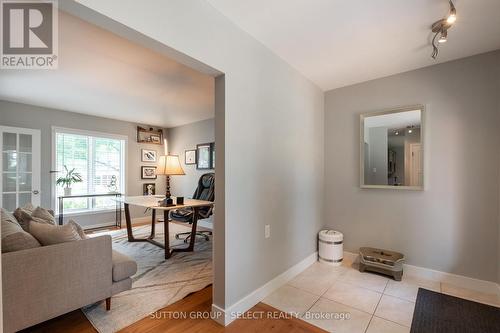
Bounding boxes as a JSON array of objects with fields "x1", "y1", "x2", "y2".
[
  {"x1": 211, "y1": 251, "x2": 318, "y2": 326},
  {"x1": 342, "y1": 251, "x2": 359, "y2": 264},
  {"x1": 344, "y1": 251, "x2": 500, "y2": 296},
  {"x1": 83, "y1": 216, "x2": 150, "y2": 230}
]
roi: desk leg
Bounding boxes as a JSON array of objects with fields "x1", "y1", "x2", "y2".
[
  {"x1": 125, "y1": 203, "x2": 134, "y2": 241},
  {"x1": 149, "y1": 209, "x2": 156, "y2": 239},
  {"x1": 164, "y1": 210, "x2": 172, "y2": 259},
  {"x1": 125, "y1": 204, "x2": 166, "y2": 249}
]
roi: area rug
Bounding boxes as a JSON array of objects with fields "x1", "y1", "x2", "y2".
[
  {"x1": 410, "y1": 288, "x2": 500, "y2": 333},
  {"x1": 82, "y1": 223, "x2": 212, "y2": 333}
]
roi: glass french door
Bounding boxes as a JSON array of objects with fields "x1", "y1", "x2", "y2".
[{"x1": 0, "y1": 126, "x2": 41, "y2": 211}]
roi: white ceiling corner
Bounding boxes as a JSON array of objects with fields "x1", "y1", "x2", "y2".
[
  {"x1": 0, "y1": 12, "x2": 214, "y2": 128},
  {"x1": 207, "y1": 0, "x2": 500, "y2": 91}
]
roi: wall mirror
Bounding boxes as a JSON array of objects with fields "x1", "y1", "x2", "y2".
[{"x1": 360, "y1": 106, "x2": 424, "y2": 190}]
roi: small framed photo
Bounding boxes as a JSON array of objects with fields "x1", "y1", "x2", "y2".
[
  {"x1": 150, "y1": 135, "x2": 161, "y2": 144},
  {"x1": 185, "y1": 149, "x2": 196, "y2": 165},
  {"x1": 141, "y1": 149, "x2": 157, "y2": 162},
  {"x1": 143, "y1": 183, "x2": 156, "y2": 196},
  {"x1": 141, "y1": 166, "x2": 157, "y2": 179}
]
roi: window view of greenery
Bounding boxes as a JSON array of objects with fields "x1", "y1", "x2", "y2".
[{"x1": 56, "y1": 132, "x2": 124, "y2": 212}]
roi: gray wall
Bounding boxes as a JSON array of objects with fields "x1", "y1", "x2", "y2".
[
  {"x1": 498, "y1": 66, "x2": 500, "y2": 285},
  {"x1": 0, "y1": 100, "x2": 167, "y2": 227},
  {"x1": 325, "y1": 51, "x2": 500, "y2": 282},
  {"x1": 167, "y1": 118, "x2": 215, "y2": 198},
  {"x1": 65, "y1": 0, "x2": 325, "y2": 309}
]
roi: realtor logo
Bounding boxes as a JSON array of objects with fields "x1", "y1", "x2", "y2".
[{"x1": 1, "y1": 0, "x2": 58, "y2": 69}]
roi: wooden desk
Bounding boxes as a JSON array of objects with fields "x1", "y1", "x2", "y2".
[{"x1": 118, "y1": 196, "x2": 213, "y2": 259}]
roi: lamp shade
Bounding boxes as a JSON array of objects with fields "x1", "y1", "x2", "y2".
[{"x1": 157, "y1": 155, "x2": 185, "y2": 176}]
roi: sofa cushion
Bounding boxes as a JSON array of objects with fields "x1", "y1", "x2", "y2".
[
  {"x1": 111, "y1": 277, "x2": 132, "y2": 296},
  {"x1": 112, "y1": 250, "x2": 137, "y2": 282},
  {"x1": 1, "y1": 208, "x2": 41, "y2": 253},
  {"x1": 29, "y1": 222, "x2": 82, "y2": 246}
]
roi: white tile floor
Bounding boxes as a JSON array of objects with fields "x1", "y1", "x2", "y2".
[{"x1": 262, "y1": 261, "x2": 500, "y2": 333}]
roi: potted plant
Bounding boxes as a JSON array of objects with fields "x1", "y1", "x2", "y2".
[{"x1": 56, "y1": 165, "x2": 83, "y2": 196}]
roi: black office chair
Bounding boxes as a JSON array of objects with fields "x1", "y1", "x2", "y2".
[{"x1": 171, "y1": 173, "x2": 214, "y2": 243}]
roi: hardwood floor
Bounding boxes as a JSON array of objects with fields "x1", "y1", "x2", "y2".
[
  {"x1": 24, "y1": 222, "x2": 320, "y2": 332},
  {"x1": 22, "y1": 286, "x2": 325, "y2": 333}
]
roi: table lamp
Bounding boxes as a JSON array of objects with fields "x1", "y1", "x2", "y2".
[{"x1": 157, "y1": 154, "x2": 185, "y2": 206}]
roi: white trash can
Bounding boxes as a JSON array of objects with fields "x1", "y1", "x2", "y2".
[{"x1": 318, "y1": 230, "x2": 343, "y2": 266}]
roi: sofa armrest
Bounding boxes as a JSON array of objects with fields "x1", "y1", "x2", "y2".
[{"x1": 2, "y1": 236, "x2": 113, "y2": 333}]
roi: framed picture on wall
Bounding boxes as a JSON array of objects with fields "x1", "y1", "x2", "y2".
[
  {"x1": 210, "y1": 143, "x2": 215, "y2": 169},
  {"x1": 143, "y1": 183, "x2": 156, "y2": 195},
  {"x1": 136, "y1": 126, "x2": 163, "y2": 144},
  {"x1": 196, "y1": 143, "x2": 212, "y2": 169},
  {"x1": 141, "y1": 149, "x2": 157, "y2": 162},
  {"x1": 141, "y1": 166, "x2": 157, "y2": 179},
  {"x1": 185, "y1": 149, "x2": 196, "y2": 165}
]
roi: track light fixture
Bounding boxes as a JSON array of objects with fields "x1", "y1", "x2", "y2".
[
  {"x1": 447, "y1": 1, "x2": 457, "y2": 24},
  {"x1": 438, "y1": 29, "x2": 448, "y2": 43},
  {"x1": 431, "y1": 0, "x2": 457, "y2": 59}
]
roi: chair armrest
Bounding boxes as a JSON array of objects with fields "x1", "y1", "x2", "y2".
[{"x1": 2, "y1": 236, "x2": 113, "y2": 332}]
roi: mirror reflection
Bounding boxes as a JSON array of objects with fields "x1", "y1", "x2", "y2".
[{"x1": 361, "y1": 108, "x2": 423, "y2": 189}]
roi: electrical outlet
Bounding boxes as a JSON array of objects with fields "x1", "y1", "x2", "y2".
[{"x1": 265, "y1": 224, "x2": 271, "y2": 238}]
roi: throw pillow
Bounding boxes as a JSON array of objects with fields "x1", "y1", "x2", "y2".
[
  {"x1": 32, "y1": 206, "x2": 56, "y2": 224},
  {"x1": 20, "y1": 203, "x2": 34, "y2": 213},
  {"x1": 14, "y1": 206, "x2": 54, "y2": 232},
  {"x1": 1, "y1": 208, "x2": 21, "y2": 229},
  {"x1": 1, "y1": 208, "x2": 41, "y2": 253},
  {"x1": 68, "y1": 219, "x2": 87, "y2": 239},
  {"x1": 29, "y1": 222, "x2": 82, "y2": 246},
  {"x1": 13, "y1": 207, "x2": 33, "y2": 231}
]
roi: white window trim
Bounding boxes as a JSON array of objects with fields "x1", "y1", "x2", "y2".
[{"x1": 51, "y1": 126, "x2": 128, "y2": 213}]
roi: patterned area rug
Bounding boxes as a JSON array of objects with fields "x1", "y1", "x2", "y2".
[{"x1": 82, "y1": 223, "x2": 212, "y2": 333}]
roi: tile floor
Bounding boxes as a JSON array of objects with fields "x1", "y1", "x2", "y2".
[{"x1": 263, "y1": 260, "x2": 500, "y2": 333}]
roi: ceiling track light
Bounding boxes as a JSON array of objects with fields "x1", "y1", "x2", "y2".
[{"x1": 430, "y1": 0, "x2": 457, "y2": 59}]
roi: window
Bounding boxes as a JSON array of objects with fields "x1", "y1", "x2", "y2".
[{"x1": 54, "y1": 128, "x2": 126, "y2": 213}]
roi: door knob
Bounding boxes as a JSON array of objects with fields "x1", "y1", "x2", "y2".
[{"x1": 33, "y1": 190, "x2": 39, "y2": 195}]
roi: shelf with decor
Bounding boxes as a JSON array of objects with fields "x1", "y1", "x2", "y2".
[{"x1": 136, "y1": 126, "x2": 163, "y2": 145}]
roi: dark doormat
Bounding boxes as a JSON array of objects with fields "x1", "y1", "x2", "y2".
[{"x1": 410, "y1": 288, "x2": 500, "y2": 333}]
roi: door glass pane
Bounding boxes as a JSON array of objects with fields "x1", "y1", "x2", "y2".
[
  {"x1": 19, "y1": 134, "x2": 32, "y2": 153},
  {"x1": 2, "y1": 152, "x2": 17, "y2": 172},
  {"x1": 2, "y1": 132, "x2": 16, "y2": 151},
  {"x1": 2, "y1": 173, "x2": 16, "y2": 192},
  {"x1": 2, "y1": 193, "x2": 16, "y2": 211},
  {"x1": 18, "y1": 192, "x2": 31, "y2": 207},
  {"x1": 18, "y1": 153, "x2": 32, "y2": 172},
  {"x1": 19, "y1": 173, "x2": 32, "y2": 192}
]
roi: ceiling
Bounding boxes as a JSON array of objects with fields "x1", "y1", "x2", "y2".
[
  {"x1": 207, "y1": 0, "x2": 500, "y2": 90},
  {"x1": 365, "y1": 110, "x2": 421, "y2": 129},
  {"x1": 0, "y1": 12, "x2": 214, "y2": 128}
]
